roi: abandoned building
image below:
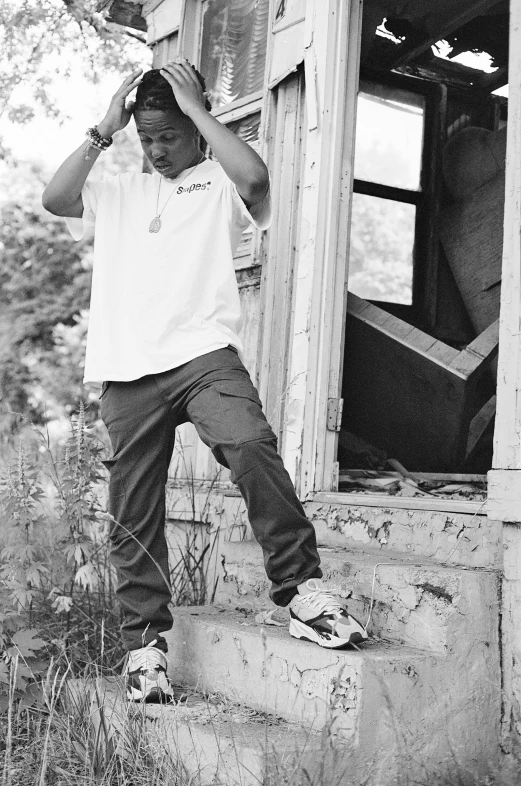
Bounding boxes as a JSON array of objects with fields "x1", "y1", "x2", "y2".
[{"x1": 98, "y1": 0, "x2": 521, "y2": 782}]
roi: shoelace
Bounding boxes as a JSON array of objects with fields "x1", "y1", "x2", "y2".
[
  {"x1": 298, "y1": 589, "x2": 345, "y2": 617},
  {"x1": 126, "y1": 640, "x2": 165, "y2": 674}
]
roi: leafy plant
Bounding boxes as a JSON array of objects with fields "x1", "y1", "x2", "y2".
[{"x1": 0, "y1": 407, "x2": 122, "y2": 715}]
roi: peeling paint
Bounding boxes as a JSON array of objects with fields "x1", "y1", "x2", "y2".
[
  {"x1": 403, "y1": 664, "x2": 418, "y2": 681},
  {"x1": 297, "y1": 667, "x2": 332, "y2": 702},
  {"x1": 330, "y1": 672, "x2": 358, "y2": 712},
  {"x1": 306, "y1": 502, "x2": 502, "y2": 569},
  {"x1": 366, "y1": 519, "x2": 392, "y2": 545},
  {"x1": 416, "y1": 583, "x2": 453, "y2": 604}
]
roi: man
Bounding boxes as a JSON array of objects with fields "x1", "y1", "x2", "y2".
[{"x1": 42, "y1": 59, "x2": 367, "y2": 703}]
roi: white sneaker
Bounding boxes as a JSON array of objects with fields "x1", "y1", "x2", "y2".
[
  {"x1": 289, "y1": 578, "x2": 369, "y2": 649},
  {"x1": 125, "y1": 640, "x2": 175, "y2": 703}
]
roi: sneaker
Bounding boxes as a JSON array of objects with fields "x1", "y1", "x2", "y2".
[
  {"x1": 289, "y1": 578, "x2": 369, "y2": 649},
  {"x1": 125, "y1": 639, "x2": 175, "y2": 703}
]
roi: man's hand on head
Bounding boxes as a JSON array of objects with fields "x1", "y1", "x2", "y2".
[
  {"x1": 98, "y1": 69, "x2": 143, "y2": 139},
  {"x1": 160, "y1": 58, "x2": 208, "y2": 118}
]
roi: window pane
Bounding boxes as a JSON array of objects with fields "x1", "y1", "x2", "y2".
[
  {"x1": 208, "y1": 112, "x2": 261, "y2": 159},
  {"x1": 354, "y1": 83, "x2": 424, "y2": 191},
  {"x1": 227, "y1": 113, "x2": 261, "y2": 151},
  {"x1": 349, "y1": 193, "x2": 415, "y2": 305},
  {"x1": 200, "y1": 0, "x2": 269, "y2": 109}
]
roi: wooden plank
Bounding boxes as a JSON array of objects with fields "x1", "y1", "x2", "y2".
[
  {"x1": 404, "y1": 327, "x2": 437, "y2": 354},
  {"x1": 375, "y1": 314, "x2": 415, "y2": 342},
  {"x1": 342, "y1": 309, "x2": 492, "y2": 470},
  {"x1": 492, "y1": 0, "x2": 521, "y2": 473},
  {"x1": 388, "y1": 0, "x2": 503, "y2": 68},
  {"x1": 463, "y1": 318, "x2": 500, "y2": 361},
  {"x1": 480, "y1": 66, "x2": 509, "y2": 92},
  {"x1": 348, "y1": 295, "x2": 465, "y2": 369},
  {"x1": 488, "y1": 3, "x2": 521, "y2": 753},
  {"x1": 358, "y1": 304, "x2": 394, "y2": 329},
  {"x1": 312, "y1": 491, "x2": 487, "y2": 515},
  {"x1": 449, "y1": 320, "x2": 499, "y2": 377},
  {"x1": 501, "y1": 524, "x2": 521, "y2": 747},
  {"x1": 284, "y1": 0, "x2": 363, "y2": 495},
  {"x1": 144, "y1": 0, "x2": 182, "y2": 43},
  {"x1": 488, "y1": 469, "x2": 521, "y2": 523},
  {"x1": 413, "y1": 472, "x2": 487, "y2": 482},
  {"x1": 346, "y1": 291, "x2": 372, "y2": 316},
  {"x1": 259, "y1": 72, "x2": 304, "y2": 438},
  {"x1": 466, "y1": 395, "x2": 496, "y2": 458},
  {"x1": 269, "y1": 0, "x2": 306, "y2": 89},
  {"x1": 427, "y1": 340, "x2": 460, "y2": 367},
  {"x1": 103, "y1": 0, "x2": 146, "y2": 31},
  {"x1": 340, "y1": 470, "x2": 488, "y2": 483}
]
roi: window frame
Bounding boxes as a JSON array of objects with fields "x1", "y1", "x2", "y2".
[
  {"x1": 193, "y1": 0, "x2": 270, "y2": 273},
  {"x1": 353, "y1": 69, "x2": 444, "y2": 328},
  {"x1": 196, "y1": 0, "x2": 269, "y2": 125}
]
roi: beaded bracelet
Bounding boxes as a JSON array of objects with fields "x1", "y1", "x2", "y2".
[
  {"x1": 86, "y1": 126, "x2": 113, "y2": 149},
  {"x1": 83, "y1": 126, "x2": 113, "y2": 160}
]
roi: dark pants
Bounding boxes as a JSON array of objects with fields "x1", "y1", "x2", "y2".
[{"x1": 100, "y1": 347, "x2": 322, "y2": 652}]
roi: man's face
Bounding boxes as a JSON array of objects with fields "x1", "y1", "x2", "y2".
[{"x1": 134, "y1": 109, "x2": 201, "y2": 178}]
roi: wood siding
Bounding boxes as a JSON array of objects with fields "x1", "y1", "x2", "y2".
[{"x1": 258, "y1": 69, "x2": 305, "y2": 446}]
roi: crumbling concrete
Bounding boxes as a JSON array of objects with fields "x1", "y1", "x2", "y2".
[
  {"x1": 216, "y1": 542, "x2": 501, "y2": 655},
  {"x1": 165, "y1": 606, "x2": 501, "y2": 784},
  {"x1": 307, "y1": 499, "x2": 502, "y2": 568}
]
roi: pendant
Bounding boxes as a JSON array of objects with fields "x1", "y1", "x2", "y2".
[{"x1": 149, "y1": 216, "x2": 161, "y2": 233}]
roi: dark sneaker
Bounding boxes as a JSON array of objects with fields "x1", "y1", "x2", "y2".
[
  {"x1": 289, "y1": 578, "x2": 369, "y2": 649},
  {"x1": 125, "y1": 640, "x2": 175, "y2": 703}
]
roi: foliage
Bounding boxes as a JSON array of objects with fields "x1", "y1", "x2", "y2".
[
  {"x1": 0, "y1": 408, "x2": 223, "y2": 720},
  {"x1": 0, "y1": 125, "x2": 143, "y2": 435},
  {"x1": 0, "y1": 405, "x2": 123, "y2": 714},
  {"x1": 349, "y1": 192, "x2": 415, "y2": 305},
  {"x1": 1, "y1": 676, "x2": 188, "y2": 785},
  {"x1": 0, "y1": 0, "x2": 147, "y2": 131},
  {"x1": 0, "y1": 164, "x2": 93, "y2": 432}
]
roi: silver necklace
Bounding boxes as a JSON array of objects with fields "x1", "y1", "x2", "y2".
[{"x1": 148, "y1": 155, "x2": 205, "y2": 233}]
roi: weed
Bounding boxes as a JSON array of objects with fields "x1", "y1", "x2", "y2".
[
  {"x1": 0, "y1": 414, "x2": 220, "y2": 711},
  {"x1": 2, "y1": 673, "x2": 188, "y2": 785}
]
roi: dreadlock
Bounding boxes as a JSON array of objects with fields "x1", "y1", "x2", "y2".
[{"x1": 134, "y1": 67, "x2": 212, "y2": 114}]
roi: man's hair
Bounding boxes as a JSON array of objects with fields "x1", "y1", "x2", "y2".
[{"x1": 134, "y1": 67, "x2": 212, "y2": 114}]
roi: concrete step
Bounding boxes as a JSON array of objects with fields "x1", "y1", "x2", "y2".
[
  {"x1": 307, "y1": 494, "x2": 501, "y2": 568},
  {"x1": 164, "y1": 605, "x2": 500, "y2": 778},
  {"x1": 67, "y1": 677, "x2": 327, "y2": 786},
  {"x1": 167, "y1": 488, "x2": 502, "y2": 569},
  {"x1": 216, "y1": 542, "x2": 500, "y2": 654}
]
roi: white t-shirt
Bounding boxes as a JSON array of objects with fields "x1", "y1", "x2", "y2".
[{"x1": 65, "y1": 158, "x2": 271, "y2": 383}]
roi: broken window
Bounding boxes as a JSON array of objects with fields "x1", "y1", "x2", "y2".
[
  {"x1": 338, "y1": 3, "x2": 508, "y2": 481},
  {"x1": 349, "y1": 83, "x2": 425, "y2": 305}
]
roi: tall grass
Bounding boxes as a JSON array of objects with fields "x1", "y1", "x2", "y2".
[
  {"x1": 2, "y1": 671, "x2": 188, "y2": 785},
  {"x1": 0, "y1": 407, "x2": 222, "y2": 785}
]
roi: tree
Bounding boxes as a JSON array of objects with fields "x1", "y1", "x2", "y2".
[
  {"x1": 0, "y1": 125, "x2": 143, "y2": 435},
  {"x1": 0, "y1": 162, "x2": 93, "y2": 431},
  {"x1": 0, "y1": 0, "x2": 147, "y2": 435},
  {"x1": 0, "y1": 0, "x2": 147, "y2": 132}
]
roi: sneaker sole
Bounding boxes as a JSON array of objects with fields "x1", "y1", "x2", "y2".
[
  {"x1": 289, "y1": 617, "x2": 368, "y2": 649},
  {"x1": 127, "y1": 686, "x2": 175, "y2": 703}
]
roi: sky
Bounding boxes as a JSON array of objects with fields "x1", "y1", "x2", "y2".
[{"x1": 0, "y1": 46, "x2": 151, "y2": 177}]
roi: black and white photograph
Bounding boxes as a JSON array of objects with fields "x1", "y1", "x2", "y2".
[{"x1": 0, "y1": 1, "x2": 518, "y2": 784}]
